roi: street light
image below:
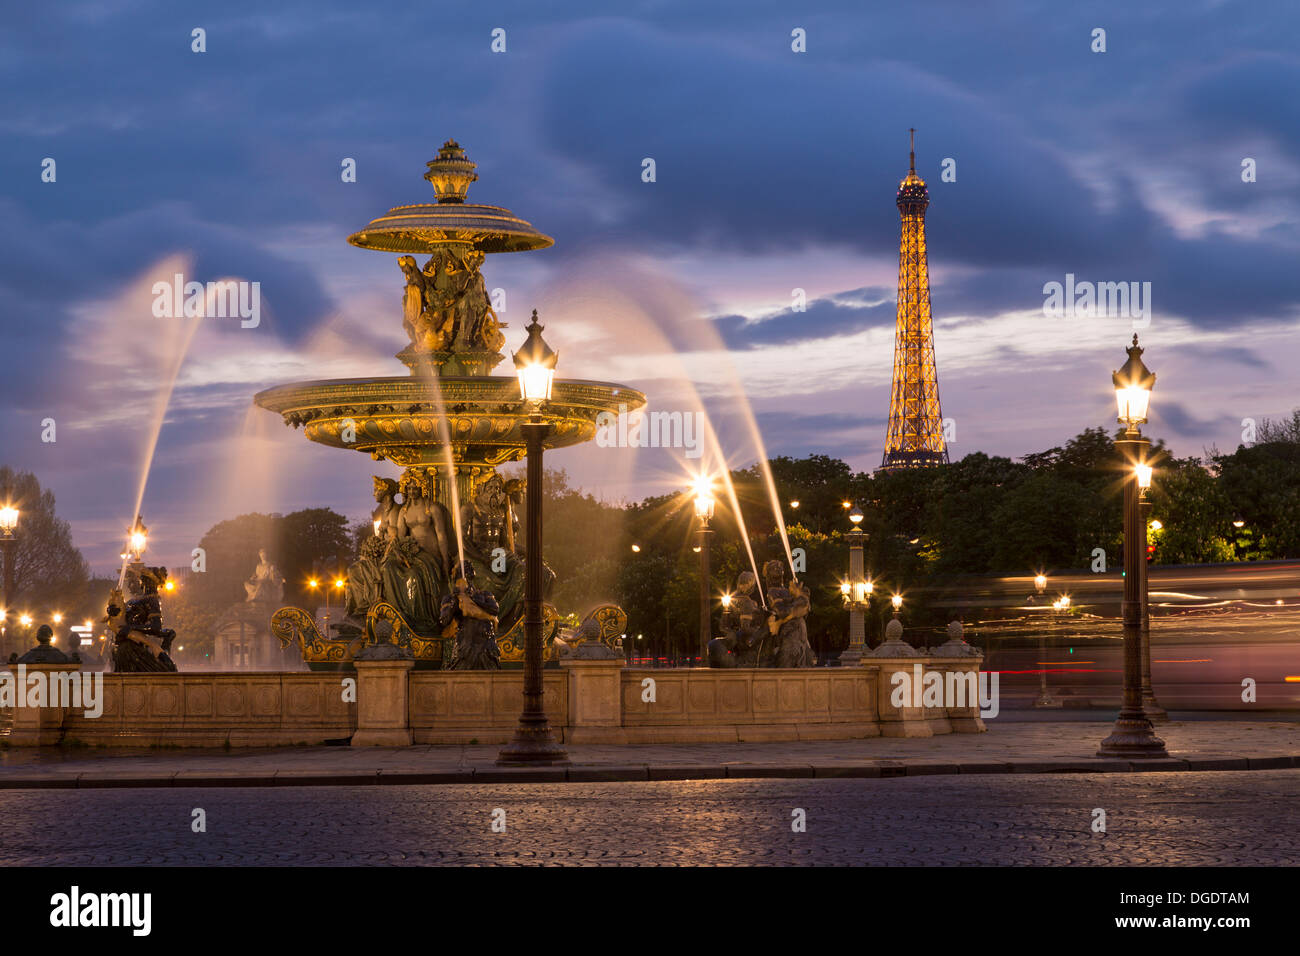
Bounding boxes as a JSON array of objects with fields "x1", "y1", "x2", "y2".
[
  {"x1": 499, "y1": 310, "x2": 567, "y2": 766},
  {"x1": 127, "y1": 516, "x2": 148, "y2": 561},
  {"x1": 1099, "y1": 334, "x2": 1167, "y2": 757},
  {"x1": 691, "y1": 474, "x2": 716, "y2": 664},
  {"x1": 1, "y1": 504, "x2": 18, "y2": 627},
  {"x1": 891, "y1": 594, "x2": 903, "y2": 611},
  {"x1": 839, "y1": 503, "x2": 871, "y2": 664},
  {"x1": 1035, "y1": 575, "x2": 1060, "y2": 708}
]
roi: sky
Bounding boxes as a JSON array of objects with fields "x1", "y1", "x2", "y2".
[{"x1": 2, "y1": 0, "x2": 1298, "y2": 573}]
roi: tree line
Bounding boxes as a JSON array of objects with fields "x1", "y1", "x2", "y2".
[{"x1": 3, "y1": 409, "x2": 1296, "y2": 662}]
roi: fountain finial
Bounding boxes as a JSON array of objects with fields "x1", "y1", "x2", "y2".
[{"x1": 424, "y1": 139, "x2": 478, "y2": 204}]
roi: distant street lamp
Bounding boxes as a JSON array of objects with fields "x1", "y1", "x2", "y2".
[
  {"x1": 1033, "y1": 573, "x2": 1058, "y2": 708},
  {"x1": 692, "y1": 474, "x2": 716, "y2": 664},
  {"x1": 891, "y1": 594, "x2": 903, "y2": 612},
  {"x1": 127, "y1": 516, "x2": 148, "y2": 562},
  {"x1": 0, "y1": 503, "x2": 18, "y2": 626},
  {"x1": 1099, "y1": 334, "x2": 1168, "y2": 757},
  {"x1": 499, "y1": 310, "x2": 568, "y2": 765},
  {"x1": 840, "y1": 502, "x2": 871, "y2": 664}
]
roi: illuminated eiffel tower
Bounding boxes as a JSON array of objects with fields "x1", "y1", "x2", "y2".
[{"x1": 880, "y1": 129, "x2": 948, "y2": 472}]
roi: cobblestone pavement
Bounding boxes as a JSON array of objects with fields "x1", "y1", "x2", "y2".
[
  {"x1": 3, "y1": 720, "x2": 1298, "y2": 787},
  {"x1": 2, "y1": 770, "x2": 1296, "y2": 865}
]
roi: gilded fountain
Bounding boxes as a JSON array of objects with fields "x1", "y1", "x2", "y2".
[{"x1": 255, "y1": 140, "x2": 645, "y2": 668}]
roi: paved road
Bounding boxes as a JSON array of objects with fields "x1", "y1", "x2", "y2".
[{"x1": 3, "y1": 771, "x2": 1296, "y2": 865}]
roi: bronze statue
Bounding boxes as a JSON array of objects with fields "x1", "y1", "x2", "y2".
[
  {"x1": 345, "y1": 534, "x2": 387, "y2": 619},
  {"x1": 371, "y1": 476, "x2": 401, "y2": 539},
  {"x1": 763, "y1": 560, "x2": 813, "y2": 668},
  {"x1": 106, "y1": 566, "x2": 178, "y2": 672},
  {"x1": 709, "y1": 571, "x2": 766, "y2": 667},
  {"x1": 395, "y1": 469, "x2": 455, "y2": 581},
  {"x1": 440, "y1": 562, "x2": 501, "y2": 669},
  {"x1": 398, "y1": 255, "x2": 427, "y2": 345}
]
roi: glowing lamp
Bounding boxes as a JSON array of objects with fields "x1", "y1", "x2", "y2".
[
  {"x1": 1135, "y1": 463, "x2": 1152, "y2": 489},
  {"x1": 849, "y1": 502, "x2": 864, "y2": 525},
  {"x1": 513, "y1": 309, "x2": 558, "y2": 404},
  {"x1": 52, "y1": 612, "x2": 63, "y2": 624},
  {"x1": 0, "y1": 505, "x2": 18, "y2": 534},
  {"x1": 721, "y1": 593, "x2": 732, "y2": 609},
  {"x1": 1034, "y1": 573, "x2": 1047, "y2": 593},
  {"x1": 1112, "y1": 334, "x2": 1155, "y2": 428},
  {"x1": 19, "y1": 613, "x2": 32, "y2": 627},
  {"x1": 840, "y1": 581, "x2": 851, "y2": 597},
  {"x1": 891, "y1": 594, "x2": 903, "y2": 611},
  {"x1": 691, "y1": 475, "x2": 715, "y2": 520},
  {"x1": 854, "y1": 581, "x2": 871, "y2": 603}
]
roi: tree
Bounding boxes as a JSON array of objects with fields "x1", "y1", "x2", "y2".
[
  {"x1": 1149, "y1": 457, "x2": 1233, "y2": 563},
  {"x1": 1213, "y1": 438, "x2": 1300, "y2": 558},
  {"x1": 0, "y1": 466, "x2": 91, "y2": 616}
]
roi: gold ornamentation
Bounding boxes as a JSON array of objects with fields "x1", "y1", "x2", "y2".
[
  {"x1": 270, "y1": 606, "x2": 365, "y2": 664},
  {"x1": 497, "y1": 603, "x2": 561, "y2": 663}
]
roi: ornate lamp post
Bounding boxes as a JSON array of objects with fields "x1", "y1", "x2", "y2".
[
  {"x1": 499, "y1": 311, "x2": 569, "y2": 765},
  {"x1": 1, "y1": 504, "x2": 18, "y2": 630},
  {"x1": 1033, "y1": 573, "x2": 1060, "y2": 708},
  {"x1": 1136, "y1": 466, "x2": 1167, "y2": 721},
  {"x1": 840, "y1": 502, "x2": 872, "y2": 663},
  {"x1": 692, "y1": 475, "x2": 716, "y2": 664},
  {"x1": 1099, "y1": 335, "x2": 1168, "y2": 757}
]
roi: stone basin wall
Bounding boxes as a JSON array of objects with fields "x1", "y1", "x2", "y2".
[
  {"x1": 58, "y1": 672, "x2": 356, "y2": 747},
  {"x1": 4, "y1": 657, "x2": 985, "y2": 747}
]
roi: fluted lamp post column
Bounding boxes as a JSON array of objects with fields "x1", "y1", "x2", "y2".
[
  {"x1": 1099, "y1": 335, "x2": 1168, "y2": 758},
  {"x1": 692, "y1": 476, "x2": 715, "y2": 665},
  {"x1": 840, "y1": 502, "x2": 870, "y2": 663},
  {"x1": 498, "y1": 310, "x2": 569, "y2": 766}
]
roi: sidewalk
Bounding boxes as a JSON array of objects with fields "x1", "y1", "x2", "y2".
[{"x1": 1, "y1": 719, "x2": 1297, "y2": 788}]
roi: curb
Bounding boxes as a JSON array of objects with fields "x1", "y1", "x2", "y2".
[{"x1": 1, "y1": 754, "x2": 1297, "y2": 789}]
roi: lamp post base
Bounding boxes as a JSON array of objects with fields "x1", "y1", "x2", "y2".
[
  {"x1": 1141, "y1": 695, "x2": 1169, "y2": 722},
  {"x1": 1097, "y1": 716, "x2": 1168, "y2": 757},
  {"x1": 497, "y1": 719, "x2": 570, "y2": 766},
  {"x1": 838, "y1": 645, "x2": 865, "y2": 666}
]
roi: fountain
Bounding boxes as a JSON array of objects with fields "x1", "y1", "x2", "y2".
[{"x1": 255, "y1": 141, "x2": 644, "y2": 669}]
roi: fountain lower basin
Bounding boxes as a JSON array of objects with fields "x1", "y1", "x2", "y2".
[{"x1": 254, "y1": 375, "x2": 645, "y2": 468}]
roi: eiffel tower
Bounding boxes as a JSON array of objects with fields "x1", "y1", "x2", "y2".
[{"x1": 880, "y1": 129, "x2": 949, "y2": 472}]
